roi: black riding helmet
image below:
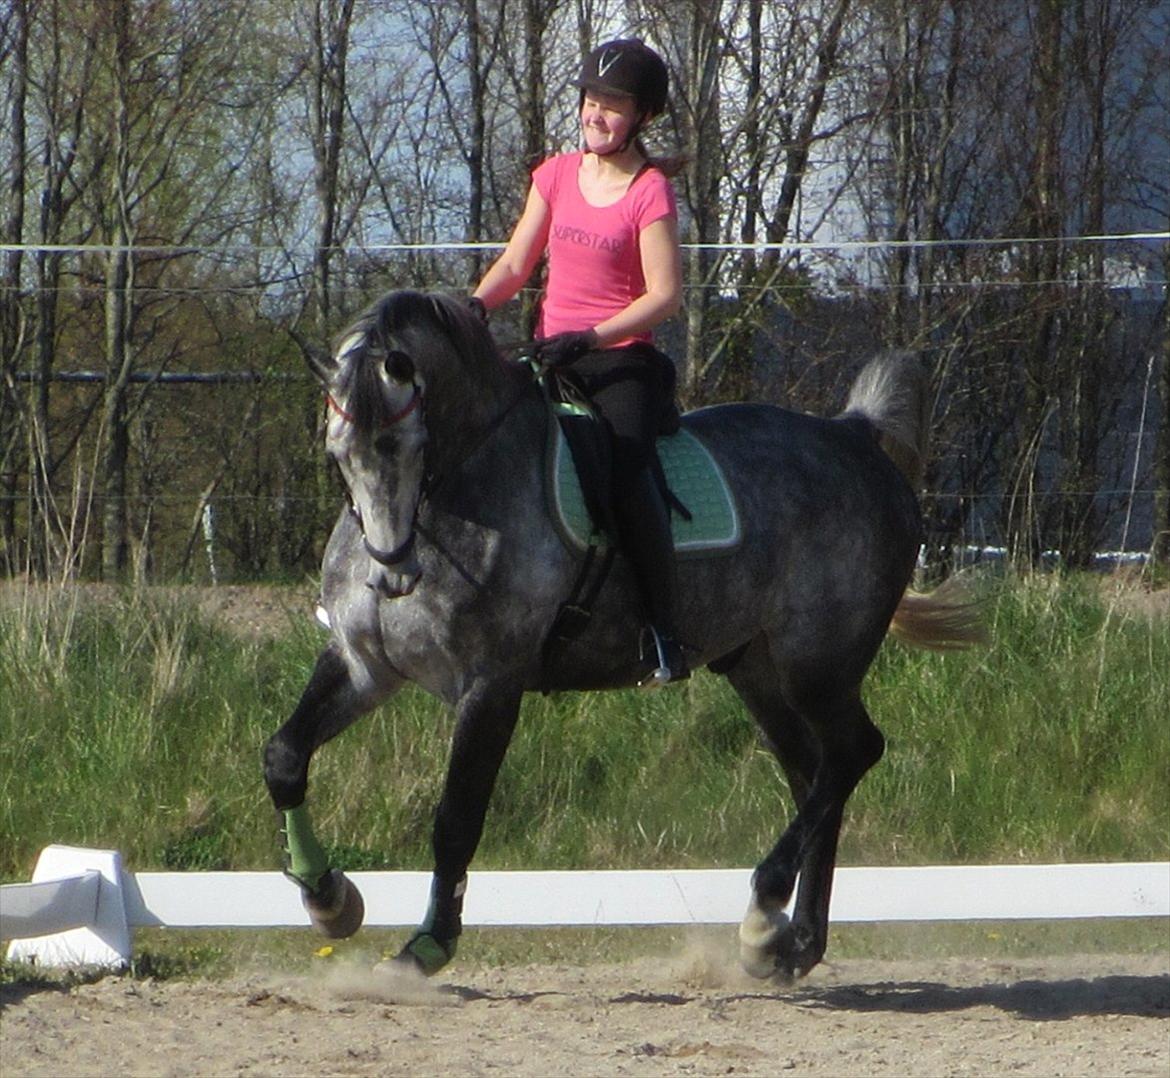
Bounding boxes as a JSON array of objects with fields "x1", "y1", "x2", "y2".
[
  {"x1": 576, "y1": 40, "x2": 669, "y2": 143},
  {"x1": 577, "y1": 39, "x2": 669, "y2": 115}
]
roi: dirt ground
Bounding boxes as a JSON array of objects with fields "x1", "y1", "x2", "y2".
[{"x1": 2, "y1": 949, "x2": 1167, "y2": 1077}]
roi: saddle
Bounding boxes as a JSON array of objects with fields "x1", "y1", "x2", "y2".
[
  {"x1": 537, "y1": 373, "x2": 741, "y2": 686},
  {"x1": 544, "y1": 378, "x2": 742, "y2": 559}
]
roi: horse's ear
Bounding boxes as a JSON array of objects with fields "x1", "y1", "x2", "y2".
[
  {"x1": 429, "y1": 294, "x2": 456, "y2": 334},
  {"x1": 288, "y1": 325, "x2": 334, "y2": 384}
]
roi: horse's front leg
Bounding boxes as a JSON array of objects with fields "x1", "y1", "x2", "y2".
[
  {"x1": 395, "y1": 678, "x2": 523, "y2": 975},
  {"x1": 264, "y1": 642, "x2": 394, "y2": 938}
]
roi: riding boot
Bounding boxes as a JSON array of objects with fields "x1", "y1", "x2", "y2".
[{"x1": 612, "y1": 467, "x2": 690, "y2": 687}]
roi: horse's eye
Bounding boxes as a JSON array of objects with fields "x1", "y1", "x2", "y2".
[{"x1": 385, "y1": 350, "x2": 415, "y2": 384}]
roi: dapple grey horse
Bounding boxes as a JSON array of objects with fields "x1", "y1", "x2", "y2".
[{"x1": 263, "y1": 290, "x2": 982, "y2": 981}]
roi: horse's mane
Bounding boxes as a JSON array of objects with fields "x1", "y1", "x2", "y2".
[{"x1": 331, "y1": 291, "x2": 507, "y2": 432}]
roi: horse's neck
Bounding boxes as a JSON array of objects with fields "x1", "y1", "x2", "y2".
[
  {"x1": 427, "y1": 372, "x2": 540, "y2": 490},
  {"x1": 427, "y1": 371, "x2": 507, "y2": 447}
]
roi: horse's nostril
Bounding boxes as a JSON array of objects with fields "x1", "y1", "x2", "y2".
[{"x1": 366, "y1": 569, "x2": 422, "y2": 600}]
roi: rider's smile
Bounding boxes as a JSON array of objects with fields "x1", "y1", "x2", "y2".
[{"x1": 580, "y1": 92, "x2": 638, "y2": 155}]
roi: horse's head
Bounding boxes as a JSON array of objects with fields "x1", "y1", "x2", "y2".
[
  {"x1": 307, "y1": 290, "x2": 514, "y2": 600},
  {"x1": 312, "y1": 321, "x2": 428, "y2": 599}
]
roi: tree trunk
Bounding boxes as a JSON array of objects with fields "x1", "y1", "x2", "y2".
[
  {"x1": 99, "y1": 2, "x2": 135, "y2": 580},
  {"x1": 1005, "y1": 0, "x2": 1065, "y2": 565},
  {"x1": 464, "y1": 0, "x2": 485, "y2": 274},
  {"x1": 0, "y1": 0, "x2": 29, "y2": 571},
  {"x1": 309, "y1": 0, "x2": 354, "y2": 330},
  {"x1": 1154, "y1": 244, "x2": 1170, "y2": 565},
  {"x1": 100, "y1": 242, "x2": 134, "y2": 580},
  {"x1": 306, "y1": 0, "x2": 355, "y2": 561},
  {"x1": 680, "y1": 5, "x2": 723, "y2": 400}
]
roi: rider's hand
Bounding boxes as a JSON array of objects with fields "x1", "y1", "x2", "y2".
[{"x1": 534, "y1": 329, "x2": 599, "y2": 368}]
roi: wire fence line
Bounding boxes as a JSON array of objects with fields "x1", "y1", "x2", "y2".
[
  {"x1": 1, "y1": 230, "x2": 1166, "y2": 256},
  {"x1": 1, "y1": 487, "x2": 1162, "y2": 507},
  {"x1": 2, "y1": 233, "x2": 1165, "y2": 580},
  {"x1": 4, "y1": 278, "x2": 1162, "y2": 299},
  {"x1": 3, "y1": 234, "x2": 1161, "y2": 303}
]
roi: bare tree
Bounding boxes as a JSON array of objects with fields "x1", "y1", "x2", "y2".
[
  {"x1": 6, "y1": 2, "x2": 106, "y2": 576},
  {"x1": 1, "y1": 0, "x2": 1163, "y2": 581},
  {"x1": 662, "y1": 0, "x2": 864, "y2": 397},
  {"x1": 0, "y1": 0, "x2": 30, "y2": 570},
  {"x1": 646, "y1": 0, "x2": 723, "y2": 400},
  {"x1": 67, "y1": 3, "x2": 255, "y2": 577},
  {"x1": 842, "y1": 0, "x2": 1165, "y2": 565}
]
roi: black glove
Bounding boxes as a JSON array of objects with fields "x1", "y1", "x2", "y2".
[
  {"x1": 466, "y1": 295, "x2": 488, "y2": 324},
  {"x1": 534, "y1": 329, "x2": 599, "y2": 368}
]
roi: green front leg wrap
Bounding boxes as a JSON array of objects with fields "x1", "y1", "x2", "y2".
[
  {"x1": 403, "y1": 932, "x2": 457, "y2": 975},
  {"x1": 400, "y1": 875, "x2": 466, "y2": 975},
  {"x1": 281, "y1": 803, "x2": 329, "y2": 892}
]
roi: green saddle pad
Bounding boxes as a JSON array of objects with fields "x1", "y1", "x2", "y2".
[{"x1": 548, "y1": 422, "x2": 742, "y2": 559}]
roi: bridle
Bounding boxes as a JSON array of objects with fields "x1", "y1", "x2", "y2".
[
  {"x1": 324, "y1": 344, "x2": 539, "y2": 577},
  {"x1": 325, "y1": 381, "x2": 425, "y2": 570},
  {"x1": 325, "y1": 386, "x2": 422, "y2": 428}
]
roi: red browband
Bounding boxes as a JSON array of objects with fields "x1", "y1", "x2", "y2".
[{"x1": 326, "y1": 386, "x2": 422, "y2": 428}]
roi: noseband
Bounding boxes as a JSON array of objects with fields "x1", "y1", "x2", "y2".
[{"x1": 362, "y1": 530, "x2": 416, "y2": 568}]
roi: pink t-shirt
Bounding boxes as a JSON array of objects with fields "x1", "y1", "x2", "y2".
[{"x1": 532, "y1": 152, "x2": 677, "y2": 345}]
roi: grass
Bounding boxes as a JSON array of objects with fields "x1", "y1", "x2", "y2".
[
  {"x1": 1, "y1": 570, "x2": 1166, "y2": 885},
  {"x1": 852, "y1": 572, "x2": 1170, "y2": 863},
  {"x1": 1, "y1": 570, "x2": 1166, "y2": 986}
]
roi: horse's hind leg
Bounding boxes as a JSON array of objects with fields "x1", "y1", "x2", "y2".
[
  {"x1": 725, "y1": 645, "x2": 817, "y2": 978},
  {"x1": 395, "y1": 679, "x2": 523, "y2": 976},
  {"x1": 727, "y1": 640, "x2": 884, "y2": 979},
  {"x1": 264, "y1": 643, "x2": 386, "y2": 938}
]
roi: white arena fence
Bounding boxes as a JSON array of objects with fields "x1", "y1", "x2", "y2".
[{"x1": 2, "y1": 846, "x2": 1167, "y2": 970}]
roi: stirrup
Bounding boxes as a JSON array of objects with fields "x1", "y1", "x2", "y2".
[{"x1": 639, "y1": 627, "x2": 690, "y2": 688}]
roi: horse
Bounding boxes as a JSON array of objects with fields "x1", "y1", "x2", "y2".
[{"x1": 263, "y1": 290, "x2": 983, "y2": 981}]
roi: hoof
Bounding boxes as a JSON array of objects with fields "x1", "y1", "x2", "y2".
[
  {"x1": 303, "y1": 869, "x2": 365, "y2": 939},
  {"x1": 738, "y1": 895, "x2": 794, "y2": 981},
  {"x1": 393, "y1": 932, "x2": 457, "y2": 977}
]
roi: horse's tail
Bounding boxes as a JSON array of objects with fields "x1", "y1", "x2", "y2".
[
  {"x1": 838, "y1": 353, "x2": 988, "y2": 651},
  {"x1": 838, "y1": 351, "x2": 930, "y2": 490},
  {"x1": 889, "y1": 577, "x2": 990, "y2": 651}
]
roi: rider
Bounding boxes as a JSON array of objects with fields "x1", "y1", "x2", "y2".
[{"x1": 471, "y1": 38, "x2": 688, "y2": 686}]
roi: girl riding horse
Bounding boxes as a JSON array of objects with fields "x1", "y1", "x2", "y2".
[{"x1": 472, "y1": 39, "x2": 688, "y2": 686}]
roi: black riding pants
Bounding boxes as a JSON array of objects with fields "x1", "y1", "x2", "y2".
[{"x1": 567, "y1": 344, "x2": 680, "y2": 637}]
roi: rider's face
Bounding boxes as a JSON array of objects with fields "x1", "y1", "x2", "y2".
[{"x1": 580, "y1": 91, "x2": 640, "y2": 154}]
